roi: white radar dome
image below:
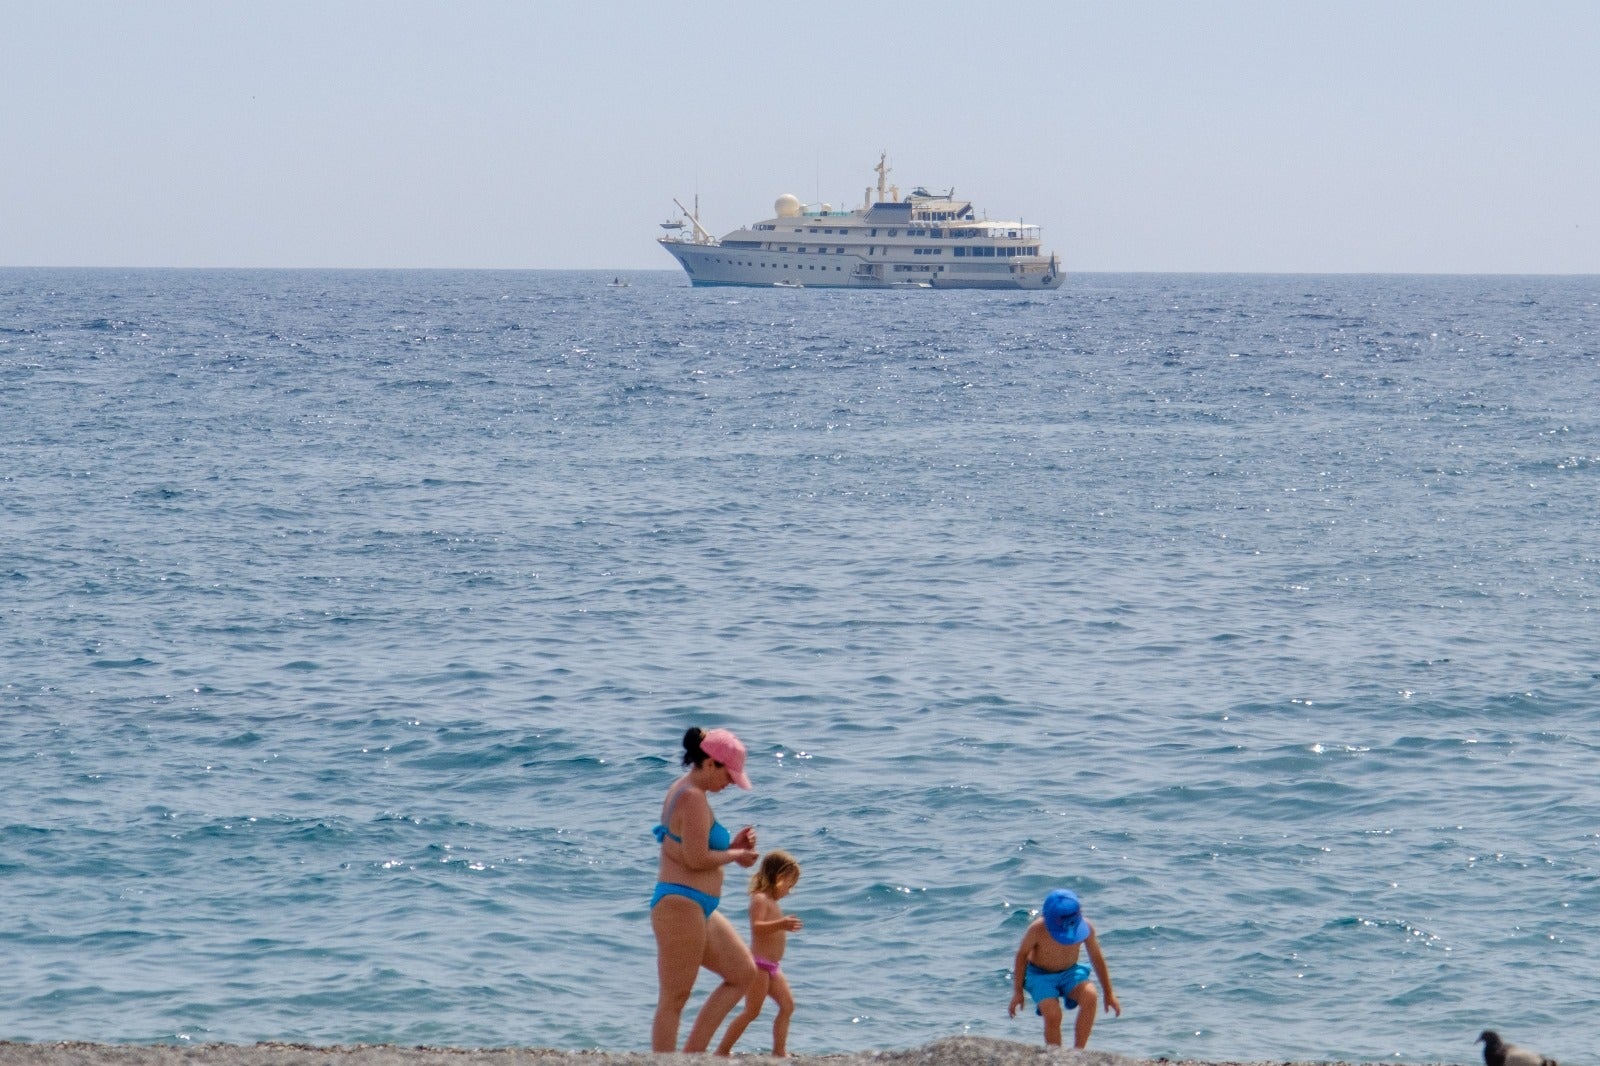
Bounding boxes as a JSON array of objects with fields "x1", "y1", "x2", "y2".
[{"x1": 774, "y1": 194, "x2": 803, "y2": 217}]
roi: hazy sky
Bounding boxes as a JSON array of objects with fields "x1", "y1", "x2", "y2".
[{"x1": 6, "y1": 1, "x2": 1598, "y2": 272}]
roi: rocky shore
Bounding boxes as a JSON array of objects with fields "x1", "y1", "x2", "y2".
[{"x1": 0, "y1": 1035, "x2": 1452, "y2": 1066}]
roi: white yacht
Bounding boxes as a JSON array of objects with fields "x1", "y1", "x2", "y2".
[{"x1": 658, "y1": 154, "x2": 1064, "y2": 290}]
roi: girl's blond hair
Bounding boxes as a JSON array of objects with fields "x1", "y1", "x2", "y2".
[{"x1": 749, "y1": 849, "x2": 801, "y2": 896}]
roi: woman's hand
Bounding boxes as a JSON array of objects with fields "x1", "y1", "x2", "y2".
[
  {"x1": 731, "y1": 848, "x2": 760, "y2": 868},
  {"x1": 731, "y1": 825, "x2": 757, "y2": 850}
]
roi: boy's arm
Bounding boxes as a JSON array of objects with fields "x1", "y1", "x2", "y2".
[
  {"x1": 1085, "y1": 931, "x2": 1120, "y2": 1017},
  {"x1": 1007, "y1": 925, "x2": 1037, "y2": 1016}
]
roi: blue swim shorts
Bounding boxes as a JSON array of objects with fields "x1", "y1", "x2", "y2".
[{"x1": 1025, "y1": 962, "x2": 1094, "y2": 1013}]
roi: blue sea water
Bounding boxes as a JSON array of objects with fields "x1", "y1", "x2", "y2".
[{"x1": 1, "y1": 268, "x2": 1597, "y2": 1062}]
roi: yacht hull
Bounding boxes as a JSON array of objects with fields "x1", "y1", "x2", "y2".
[{"x1": 660, "y1": 241, "x2": 1064, "y2": 291}]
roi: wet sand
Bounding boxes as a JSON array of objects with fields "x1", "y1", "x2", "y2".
[{"x1": 0, "y1": 1035, "x2": 1442, "y2": 1066}]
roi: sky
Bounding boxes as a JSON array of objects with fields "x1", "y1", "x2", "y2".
[{"x1": 5, "y1": 1, "x2": 1599, "y2": 273}]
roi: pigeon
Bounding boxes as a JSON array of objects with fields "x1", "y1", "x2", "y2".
[{"x1": 1478, "y1": 1030, "x2": 1557, "y2": 1066}]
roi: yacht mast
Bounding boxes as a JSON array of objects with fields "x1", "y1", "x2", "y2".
[{"x1": 672, "y1": 196, "x2": 715, "y2": 244}]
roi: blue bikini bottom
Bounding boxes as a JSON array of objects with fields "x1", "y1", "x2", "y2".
[{"x1": 651, "y1": 882, "x2": 720, "y2": 918}]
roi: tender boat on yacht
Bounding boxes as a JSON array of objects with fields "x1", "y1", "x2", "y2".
[{"x1": 659, "y1": 154, "x2": 1063, "y2": 290}]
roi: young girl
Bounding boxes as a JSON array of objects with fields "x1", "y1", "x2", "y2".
[{"x1": 715, "y1": 850, "x2": 803, "y2": 1056}]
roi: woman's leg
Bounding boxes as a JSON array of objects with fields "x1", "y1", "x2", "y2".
[
  {"x1": 713, "y1": 969, "x2": 770, "y2": 1055},
  {"x1": 651, "y1": 894, "x2": 707, "y2": 1052},
  {"x1": 683, "y1": 910, "x2": 757, "y2": 1052}
]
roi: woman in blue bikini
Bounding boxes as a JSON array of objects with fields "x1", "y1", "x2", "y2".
[{"x1": 651, "y1": 727, "x2": 760, "y2": 1052}]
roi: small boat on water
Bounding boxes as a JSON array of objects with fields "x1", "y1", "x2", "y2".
[
  {"x1": 772, "y1": 279, "x2": 804, "y2": 289},
  {"x1": 658, "y1": 152, "x2": 1063, "y2": 290},
  {"x1": 608, "y1": 277, "x2": 630, "y2": 287}
]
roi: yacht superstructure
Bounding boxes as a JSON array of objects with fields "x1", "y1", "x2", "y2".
[{"x1": 658, "y1": 154, "x2": 1064, "y2": 290}]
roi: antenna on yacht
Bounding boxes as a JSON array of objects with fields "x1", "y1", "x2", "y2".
[{"x1": 874, "y1": 151, "x2": 891, "y2": 205}]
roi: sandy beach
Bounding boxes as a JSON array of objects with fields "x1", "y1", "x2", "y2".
[{"x1": 0, "y1": 1036, "x2": 1448, "y2": 1066}]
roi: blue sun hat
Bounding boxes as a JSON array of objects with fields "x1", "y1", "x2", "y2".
[{"x1": 1042, "y1": 888, "x2": 1091, "y2": 945}]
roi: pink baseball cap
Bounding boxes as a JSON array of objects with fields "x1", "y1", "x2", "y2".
[{"x1": 700, "y1": 728, "x2": 752, "y2": 789}]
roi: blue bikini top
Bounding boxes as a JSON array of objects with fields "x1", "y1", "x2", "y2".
[{"x1": 653, "y1": 783, "x2": 733, "y2": 851}]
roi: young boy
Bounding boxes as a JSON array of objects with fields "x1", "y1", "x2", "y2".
[{"x1": 1008, "y1": 888, "x2": 1120, "y2": 1048}]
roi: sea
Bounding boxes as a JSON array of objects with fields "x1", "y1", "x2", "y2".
[{"x1": 2, "y1": 268, "x2": 1596, "y2": 1063}]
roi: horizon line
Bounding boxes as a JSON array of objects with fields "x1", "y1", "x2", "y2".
[{"x1": 3, "y1": 265, "x2": 1597, "y2": 278}]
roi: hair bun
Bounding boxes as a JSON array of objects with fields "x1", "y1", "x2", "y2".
[{"x1": 681, "y1": 727, "x2": 706, "y2": 765}]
